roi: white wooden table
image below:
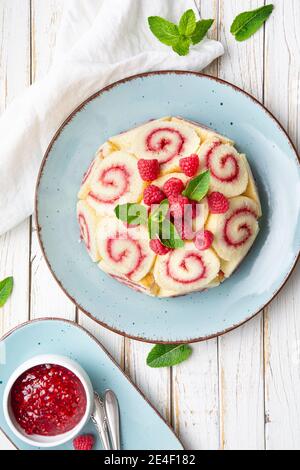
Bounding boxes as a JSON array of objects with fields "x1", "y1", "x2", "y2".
[{"x1": 0, "y1": 0, "x2": 299, "y2": 451}]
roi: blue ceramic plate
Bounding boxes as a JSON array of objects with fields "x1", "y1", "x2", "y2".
[
  {"x1": 0, "y1": 319, "x2": 183, "y2": 450},
  {"x1": 36, "y1": 72, "x2": 300, "y2": 343}
]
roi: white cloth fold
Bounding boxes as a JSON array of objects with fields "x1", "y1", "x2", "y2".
[{"x1": 0, "y1": 0, "x2": 223, "y2": 235}]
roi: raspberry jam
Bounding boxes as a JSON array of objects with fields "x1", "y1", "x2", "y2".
[{"x1": 11, "y1": 364, "x2": 87, "y2": 436}]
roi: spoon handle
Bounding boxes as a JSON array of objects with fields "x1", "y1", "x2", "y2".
[
  {"x1": 104, "y1": 390, "x2": 121, "y2": 450},
  {"x1": 91, "y1": 392, "x2": 111, "y2": 450}
]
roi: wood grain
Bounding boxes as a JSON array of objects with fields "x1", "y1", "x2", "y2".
[
  {"x1": 0, "y1": 0, "x2": 31, "y2": 335},
  {"x1": 217, "y1": 0, "x2": 265, "y2": 450},
  {"x1": 29, "y1": 0, "x2": 74, "y2": 322},
  {"x1": 264, "y1": 0, "x2": 300, "y2": 450},
  {"x1": 0, "y1": 0, "x2": 31, "y2": 449},
  {"x1": 0, "y1": 0, "x2": 299, "y2": 451}
]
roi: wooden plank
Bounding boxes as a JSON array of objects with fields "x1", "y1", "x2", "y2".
[
  {"x1": 0, "y1": 0, "x2": 31, "y2": 449},
  {"x1": 125, "y1": 339, "x2": 171, "y2": 423},
  {"x1": 264, "y1": 0, "x2": 300, "y2": 450},
  {"x1": 196, "y1": 0, "x2": 219, "y2": 76},
  {"x1": 171, "y1": 0, "x2": 220, "y2": 451},
  {"x1": 217, "y1": 0, "x2": 265, "y2": 450},
  {"x1": 78, "y1": 314, "x2": 125, "y2": 366},
  {"x1": 0, "y1": 0, "x2": 31, "y2": 336},
  {"x1": 29, "y1": 0, "x2": 75, "y2": 321},
  {"x1": 173, "y1": 341, "x2": 219, "y2": 450}
]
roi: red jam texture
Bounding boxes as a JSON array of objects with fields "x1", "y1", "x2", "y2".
[{"x1": 11, "y1": 364, "x2": 87, "y2": 436}]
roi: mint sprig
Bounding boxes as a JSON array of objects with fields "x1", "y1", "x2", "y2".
[
  {"x1": 147, "y1": 344, "x2": 192, "y2": 368},
  {"x1": 159, "y1": 219, "x2": 184, "y2": 250},
  {"x1": 231, "y1": 4, "x2": 274, "y2": 42},
  {"x1": 0, "y1": 277, "x2": 14, "y2": 308},
  {"x1": 148, "y1": 10, "x2": 214, "y2": 56},
  {"x1": 182, "y1": 170, "x2": 210, "y2": 202},
  {"x1": 148, "y1": 199, "x2": 169, "y2": 238},
  {"x1": 191, "y1": 19, "x2": 214, "y2": 45},
  {"x1": 114, "y1": 203, "x2": 148, "y2": 226},
  {"x1": 148, "y1": 199, "x2": 184, "y2": 250},
  {"x1": 178, "y1": 9, "x2": 197, "y2": 36}
]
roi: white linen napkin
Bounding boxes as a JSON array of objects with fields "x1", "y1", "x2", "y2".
[{"x1": 0, "y1": 0, "x2": 223, "y2": 235}]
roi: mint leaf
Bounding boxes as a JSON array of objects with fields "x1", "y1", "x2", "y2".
[
  {"x1": 147, "y1": 344, "x2": 192, "y2": 368},
  {"x1": 178, "y1": 9, "x2": 196, "y2": 36},
  {"x1": 0, "y1": 277, "x2": 14, "y2": 308},
  {"x1": 148, "y1": 10, "x2": 215, "y2": 57},
  {"x1": 191, "y1": 19, "x2": 214, "y2": 45},
  {"x1": 148, "y1": 199, "x2": 170, "y2": 238},
  {"x1": 159, "y1": 219, "x2": 184, "y2": 249},
  {"x1": 148, "y1": 16, "x2": 180, "y2": 46},
  {"x1": 115, "y1": 203, "x2": 148, "y2": 226},
  {"x1": 231, "y1": 4, "x2": 274, "y2": 42},
  {"x1": 172, "y1": 37, "x2": 191, "y2": 56},
  {"x1": 182, "y1": 170, "x2": 210, "y2": 202}
]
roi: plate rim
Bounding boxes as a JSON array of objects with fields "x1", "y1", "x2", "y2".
[
  {"x1": 35, "y1": 70, "x2": 300, "y2": 344},
  {"x1": 0, "y1": 317, "x2": 184, "y2": 450}
]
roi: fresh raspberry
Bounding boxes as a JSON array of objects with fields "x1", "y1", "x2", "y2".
[
  {"x1": 208, "y1": 192, "x2": 229, "y2": 214},
  {"x1": 144, "y1": 185, "x2": 166, "y2": 206},
  {"x1": 137, "y1": 159, "x2": 160, "y2": 181},
  {"x1": 179, "y1": 154, "x2": 200, "y2": 177},
  {"x1": 73, "y1": 434, "x2": 94, "y2": 451},
  {"x1": 169, "y1": 195, "x2": 190, "y2": 219},
  {"x1": 150, "y1": 239, "x2": 171, "y2": 255},
  {"x1": 195, "y1": 230, "x2": 214, "y2": 251},
  {"x1": 163, "y1": 178, "x2": 185, "y2": 199}
]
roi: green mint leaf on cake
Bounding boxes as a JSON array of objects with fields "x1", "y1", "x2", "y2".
[
  {"x1": 148, "y1": 10, "x2": 214, "y2": 56},
  {"x1": 0, "y1": 276, "x2": 14, "y2": 308},
  {"x1": 147, "y1": 344, "x2": 192, "y2": 368},
  {"x1": 231, "y1": 4, "x2": 274, "y2": 42},
  {"x1": 182, "y1": 170, "x2": 210, "y2": 202},
  {"x1": 114, "y1": 203, "x2": 148, "y2": 226},
  {"x1": 191, "y1": 19, "x2": 214, "y2": 45},
  {"x1": 159, "y1": 219, "x2": 184, "y2": 249},
  {"x1": 178, "y1": 9, "x2": 197, "y2": 36},
  {"x1": 148, "y1": 199, "x2": 170, "y2": 239}
]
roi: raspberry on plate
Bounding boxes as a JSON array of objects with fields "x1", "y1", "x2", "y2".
[
  {"x1": 195, "y1": 230, "x2": 214, "y2": 251},
  {"x1": 179, "y1": 154, "x2": 200, "y2": 177},
  {"x1": 163, "y1": 177, "x2": 185, "y2": 199},
  {"x1": 137, "y1": 159, "x2": 160, "y2": 181},
  {"x1": 144, "y1": 185, "x2": 166, "y2": 206},
  {"x1": 73, "y1": 434, "x2": 95, "y2": 451},
  {"x1": 150, "y1": 239, "x2": 172, "y2": 255},
  {"x1": 208, "y1": 192, "x2": 230, "y2": 214}
]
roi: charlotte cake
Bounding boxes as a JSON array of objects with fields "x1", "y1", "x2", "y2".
[{"x1": 77, "y1": 117, "x2": 261, "y2": 297}]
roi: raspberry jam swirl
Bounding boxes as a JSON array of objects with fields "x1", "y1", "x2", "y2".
[
  {"x1": 89, "y1": 164, "x2": 130, "y2": 204},
  {"x1": 201, "y1": 140, "x2": 248, "y2": 197},
  {"x1": 11, "y1": 364, "x2": 87, "y2": 436},
  {"x1": 98, "y1": 219, "x2": 156, "y2": 282},
  {"x1": 207, "y1": 196, "x2": 260, "y2": 262},
  {"x1": 154, "y1": 243, "x2": 220, "y2": 293},
  {"x1": 145, "y1": 127, "x2": 185, "y2": 164},
  {"x1": 224, "y1": 208, "x2": 258, "y2": 248},
  {"x1": 78, "y1": 213, "x2": 90, "y2": 249},
  {"x1": 106, "y1": 232, "x2": 145, "y2": 279},
  {"x1": 166, "y1": 251, "x2": 207, "y2": 285},
  {"x1": 206, "y1": 141, "x2": 239, "y2": 183}
]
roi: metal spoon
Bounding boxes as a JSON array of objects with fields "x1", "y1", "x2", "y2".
[
  {"x1": 91, "y1": 392, "x2": 111, "y2": 450},
  {"x1": 104, "y1": 389, "x2": 121, "y2": 450}
]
